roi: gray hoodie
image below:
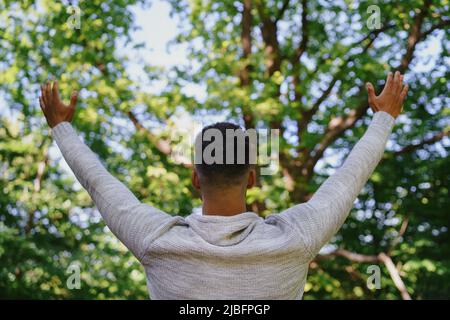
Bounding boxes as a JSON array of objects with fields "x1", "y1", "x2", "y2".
[{"x1": 52, "y1": 111, "x2": 394, "y2": 299}]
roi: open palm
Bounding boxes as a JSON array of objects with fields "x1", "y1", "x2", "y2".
[
  {"x1": 366, "y1": 71, "x2": 408, "y2": 118},
  {"x1": 39, "y1": 81, "x2": 78, "y2": 128}
]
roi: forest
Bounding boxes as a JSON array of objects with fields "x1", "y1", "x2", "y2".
[{"x1": 0, "y1": 0, "x2": 448, "y2": 299}]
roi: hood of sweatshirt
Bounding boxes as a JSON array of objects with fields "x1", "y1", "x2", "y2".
[{"x1": 185, "y1": 212, "x2": 262, "y2": 246}]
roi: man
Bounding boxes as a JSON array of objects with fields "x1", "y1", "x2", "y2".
[{"x1": 39, "y1": 72, "x2": 408, "y2": 299}]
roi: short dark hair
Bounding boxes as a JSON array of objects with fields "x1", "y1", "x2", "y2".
[{"x1": 194, "y1": 122, "x2": 256, "y2": 187}]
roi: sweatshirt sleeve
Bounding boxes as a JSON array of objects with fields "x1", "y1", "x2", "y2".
[
  {"x1": 52, "y1": 122, "x2": 175, "y2": 261},
  {"x1": 276, "y1": 111, "x2": 395, "y2": 258}
]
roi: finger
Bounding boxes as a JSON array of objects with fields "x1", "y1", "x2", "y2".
[
  {"x1": 366, "y1": 82, "x2": 377, "y2": 99},
  {"x1": 385, "y1": 72, "x2": 393, "y2": 89},
  {"x1": 393, "y1": 71, "x2": 401, "y2": 92},
  {"x1": 69, "y1": 90, "x2": 78, "y2": 109},
  {"x1": 45, "y1": 81, "x2": 52, "y2": 105},
  {"x1": 40, "y1": 85, "x2": 47, "y2": 106},
  {"x1": 366, "y1": 82, "x2": 378, "y2": 111},
  {"x1": 49, "y1": 81, "x2": 55, "y2": 104},
  {"x1": 399, "y1": 75, "x2": 405, "y2": 93},
  {"x1": 400, "y1": 84, "x2": 408, "y2": 101},
  {"x1": 52, "y1": 80, "x2": 60, "y2": 103},
  {"x1": 39, "y1": 96, "x2": 45, "y2": 112}
]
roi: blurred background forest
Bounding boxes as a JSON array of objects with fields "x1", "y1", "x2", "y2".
[{"x1": 0, "y1": 0, "x2": 449, "y2": 299}]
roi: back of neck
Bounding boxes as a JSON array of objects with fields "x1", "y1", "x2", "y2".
[{"x1": 201, "y1": 191, "x2": 247, "y2": 216}]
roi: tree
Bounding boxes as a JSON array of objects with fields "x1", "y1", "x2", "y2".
[{"x1": 0, "y1": 0, "x2": 448, "y2": 299}]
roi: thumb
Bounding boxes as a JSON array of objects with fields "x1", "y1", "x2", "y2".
[
  {"x1": 366, "y1": 82, "x2": 378, "y2": 112},
  {"x1": 69, "y1": 90, "x2": 78, "y2": 109},
  {"x1": 366, "y1": 82, "x2": 376, "y2": 100}
]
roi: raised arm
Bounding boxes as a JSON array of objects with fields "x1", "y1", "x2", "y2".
[
  {"x1": 39, "y1": 81, "x2": 175, "y2": 261},
  {"x1": 276, "y1": 72, "x2": 408, "y2": 258}
]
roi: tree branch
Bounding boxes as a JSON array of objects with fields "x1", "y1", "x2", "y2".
[
  {"x1": 398, "y1": 0, "x2": 433, "y2": 73},
  {"x1": 255, "y1": 1, "x2": 281, "y2": 76},
  {"x1": 388, "y1": 216, "x2": 409, "y2": 254},
  {"x1": 378, "y1": 252, "x2": 412, "y2": 300},
  {"x1": 317, "y1": 248, "x2": 379, "y2": 263},
  {"x1": 85, "y1": 52, "x2": 185, "y2": 168},
  {"x1": 274, "y1": 0, "x2": 290, "y2": 22},
  {"x1": 290, "y1": 0, "x2": 308, "y2": 110},
  {"x1": 127, "y1": 111, "x2": 193, "y2": 168},
  {"x1": 302, "y1": 101, "x2": 368, "y2": 179},
  {"x1": 302, "y1": 1, "x2": 434, "y2": 177},
  {"x1": 240, "y1": 0, "x2": 255, "y2": 129},
  {"x1": 296, "y1": 23, "x2": 396, "y2": 139},
  {"x1": 26, "y1": 143, "x2": 50, "y2": 234},
  {"x1": 301, "y1": 23, "x2": 395, "y2": 84},
  {"x1": 292, "y1": 0, "x2": 308, "y2": 64},
  {"x1": 316, "y1": 248, "x2": 412, "y2": 300},
  {"x1": 420, "y1": 18, "x2": 450, "y2": 39},
  {"x1": 394, "y1": 129, "x2": 449, "y2": 155}
]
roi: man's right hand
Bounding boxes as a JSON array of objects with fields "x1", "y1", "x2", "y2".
[{"x1": 366, "y1": 71, "x2": 408, "y2": 118}]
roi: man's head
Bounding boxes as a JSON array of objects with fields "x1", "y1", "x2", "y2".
[{"x1": 192, "y1": 122, "x2": 257, "y2": 195}]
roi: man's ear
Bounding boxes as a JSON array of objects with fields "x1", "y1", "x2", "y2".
[
  {"x1": 192, "y1": 169, "x2": 201, "y2": 190},
  {"x1": 247, "y1": 168, "x2": 257, "y2": 189}
]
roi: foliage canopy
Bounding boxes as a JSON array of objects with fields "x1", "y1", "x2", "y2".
[{"x1": 0, "y1": 0, "x2": 448, "y2": 299}]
